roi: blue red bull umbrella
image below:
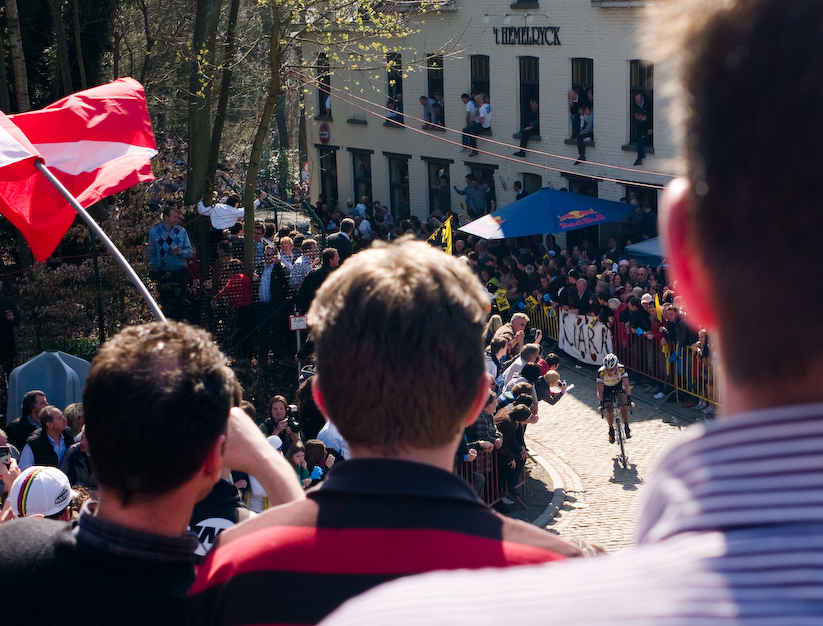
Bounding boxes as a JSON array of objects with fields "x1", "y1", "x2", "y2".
[{"x1": 459, "y1": 187, "x2": 632, "y2": 239}]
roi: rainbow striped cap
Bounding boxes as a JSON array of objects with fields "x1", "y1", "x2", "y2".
[{"x1": 10, "y1": 466, "x2": 77, "y2": 518}]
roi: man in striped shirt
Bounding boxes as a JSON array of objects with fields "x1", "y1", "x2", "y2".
[
  {"x1": 188, "y1": 239, "x2": 581, "y2": 626},
  {"x1": 318, "y1": 1, "x2": 823, "y2": 624}
]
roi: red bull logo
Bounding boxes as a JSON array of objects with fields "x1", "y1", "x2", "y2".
[{"x1": 558, "y1": 208, "x2": 599, "y2": 221}]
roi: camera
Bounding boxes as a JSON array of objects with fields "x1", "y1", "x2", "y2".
[
  {"x1": 287, "y1": 404, "x2": 300, "y2": 433},
  {"x1": 0, "y1": 445, "x2": 10, "y2": 468}
]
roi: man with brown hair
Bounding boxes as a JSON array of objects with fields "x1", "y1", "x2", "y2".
[
  {"x1": 189, "y1": 238, "x2": 580, "y2": 626},
  {"x1": 320, "y1": 1, "x2": 823, "y2": 624},
  {"x1": 0, "y1": 322, "x2": 303, "y2": 626}
]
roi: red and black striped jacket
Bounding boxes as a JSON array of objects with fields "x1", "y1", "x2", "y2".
[{"x1": 188, "y1": 458, "x2": 580, "y2": 626}]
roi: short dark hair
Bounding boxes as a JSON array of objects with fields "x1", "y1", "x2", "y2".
[
  {"x1": 21, "y1": 390, "x2": 44, "y2": 418},
  {"x1": 83, "y1": 322, "x2": 240, "y2": 505},
  {"x1": 340, "y1": 218, "x2": 356, "y2": 234},
  {"x1": 39, "y1": 406, "x2": 59, "y2": 428},
  {"x1": 510, "y1": 405, "x2": 532, "y2": 423},
  {"x1": 227, "y1": 194, "x2": 241, "y2": 207},
  {"x1": 490, "y1": 338, "x2": 507, "y2": 353},
  {"x1": 321, "y1": 248, "x2": 337, "y2": 267},
  {"x1": 308, "y1": 238, "x2": 488, "y2": 452},
  {"x1": 520, "y1": 364, "x2": 540, "y2": 383},
  {"x1": 545, "y1": 353, "x2": 561, "y2": 367}
]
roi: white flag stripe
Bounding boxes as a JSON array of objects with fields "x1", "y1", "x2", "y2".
[
  {"x1": 0, "y1": 124, "x2": 36, "y2": 168},
  {"x1": 35, "y1": 141, "x2": 158, "y2": 176}
]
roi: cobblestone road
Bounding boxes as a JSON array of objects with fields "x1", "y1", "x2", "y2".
[{"x1": 525, "y1": 362, "x2": 693, "y2": 553}]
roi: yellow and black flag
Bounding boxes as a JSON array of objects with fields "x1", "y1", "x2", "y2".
[{"x1": 427, "y1": 215, "x2": 453, "y2": 255}]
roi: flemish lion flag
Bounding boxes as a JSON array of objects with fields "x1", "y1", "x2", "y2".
[
  {"x1": 0, "y1": 78, "x2": 157, "y2": 261},
  {"x1": 427, "y1": 215, "x2": 453, "y2": 255}
]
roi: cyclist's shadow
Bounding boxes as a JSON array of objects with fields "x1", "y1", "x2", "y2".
[{"x1": 610, "y1": 459, "x2": 642, "y2": 490}]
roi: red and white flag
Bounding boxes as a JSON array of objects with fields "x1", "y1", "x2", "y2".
[{"x1": 0, "y1": 77, "x2": 157, "y2": 261}]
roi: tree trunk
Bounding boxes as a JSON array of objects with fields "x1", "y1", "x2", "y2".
[
  {"x1": 244, "y1": 4, "x2": 282, "y2": 278},
  {"x1": 49, "y1": 0, "x2": 74, "y2": 95},
  {"x1": 137, "y1": 0, "x2": 154, "y2": 86},
  {"x1": 71, "y1": 0, "x2": 87, "y2": 89},
  {"x1": 207, "y1": 0, "x2": 239, "y2": 188},
  {"x1": 5, "y1": 0, "x2": 30, "y2": 112},
  {"x1": 185, "y1": 0, "x2": 223, "y2": 205},
  {"x1": 274, "y1": 95, "x2": 289, "y2": 150},
  {"x1": 0, "y1": 39, "x2": 11, "y2": 112},
  {"x1": 113, "y1": 30, "x2": 120, "y2": 79}
]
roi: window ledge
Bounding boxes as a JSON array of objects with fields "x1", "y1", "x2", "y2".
[
  {"x1": 422, "y1": 124, "x2": 447, "y2": 132},
  {"x1": 621, "y1": 143, "x2": 655, "y2": 154},
  {"x1": 512, "y1": 133, "x2": 541, "y2": 141},
  {"x1": 592, "y1": 0, "x2": 646, "y2": 6},
  {"x1": 564, "y1": 138, "x2": 596, "y2": 147},
  {"x1": 383, "y1": 121, "x2": 404, "y2": 128},
  {"x1": 511, "y1": 1, "x2": 540, "y2": 8},
  {"x1": 314, "y1": 115, "x2": 333, "y2": 122},
  {"x1": 347, "y1": 118, "x2": 367, "y2": 125}
]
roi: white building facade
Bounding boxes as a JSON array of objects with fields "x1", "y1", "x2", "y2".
[{"x1": 307, "y1": 0, "x2": 677, "y2": 246}]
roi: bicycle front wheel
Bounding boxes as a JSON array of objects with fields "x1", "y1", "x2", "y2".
[{"x1": 615, "y1": 418, "x2": 628, "y2": 468}]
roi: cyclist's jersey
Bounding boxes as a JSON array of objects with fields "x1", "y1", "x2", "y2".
[{"x1": 596, "y1": 364, "x2": 628, "y2": 387}]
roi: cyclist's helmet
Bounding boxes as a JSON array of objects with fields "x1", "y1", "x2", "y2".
[{"x1": 603, "y1": 353, "x2": 619, "y2": 369}]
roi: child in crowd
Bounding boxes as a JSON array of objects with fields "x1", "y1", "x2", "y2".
[{"x1": 287, "y1": 441, "x2": 312, "y2": 488}]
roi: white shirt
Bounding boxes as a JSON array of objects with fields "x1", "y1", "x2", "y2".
[
  {"x1": 479, "y1": 102, "x2": 491, "y2": 129},
  {"x1": 465, "y1": 100, "x2": 478, "y2": 123},
  {"x1": 316, "y1": 421, "x2": 350, "y2": 460},
  {"x1": 197, "y1": 200, "x2": 245, "y2": 229},
  {"x1": 358, "y1": 219, "x2": 373, "y2": 240}
]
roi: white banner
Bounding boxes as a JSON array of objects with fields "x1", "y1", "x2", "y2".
[{"x1": 558, "y1": 310, "x2": 614, "y2": 365}]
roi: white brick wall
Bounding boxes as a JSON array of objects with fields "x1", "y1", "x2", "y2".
[{"x1": 307, "y1": 0, "x2": 678, "y2": 224}]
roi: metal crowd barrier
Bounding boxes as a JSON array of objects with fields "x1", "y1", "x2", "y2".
[
  {"x1": 454, "y1": 451, "x2": 527, "y2": 507},
  {"x1": 612, "y1": 330, "x2": 719, "y2": 406},
  {"x1": 527, "y1": 303, "x2": 719, "y2": 407}
]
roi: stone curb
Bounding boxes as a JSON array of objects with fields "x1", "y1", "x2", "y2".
[{"x1": 527, "y1": 450, "x2": 566, "y2": 528}]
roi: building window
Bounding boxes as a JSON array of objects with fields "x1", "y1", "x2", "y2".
[
  {"x1": 427, "y1": 160, "x2": 451, "y2": 214},
  {"x1": 519, "y1": 56, "x2": 539, "y2": 128},
  {"x1": 630, "y1": 60, "x2": 653, "y2": 145},
  {"x1": 388, "y1": 157, "x2": 410, "y2": 220},
  {"x1": 623, "y1": 184, "x2": 658, "y2": 213},
  {"x1": 317, "y1": 53, "x2": 331, "y2": 118},
  {"x1": 318, "y1": 148, "x2": 338, "y2": 208},
  {"x1": 570, "y1": 58, "x2": 593, "y2": 136},
  {"x1": 352, "y1": 151, "x2": 372, "y2": 203},
  {"x1": 523, "y1": 173, "x2": 542, "y2": 195},
  {"x1": 387, "y1": 53, "x2": 403, "y2": 101},
  {"x1": 470, "y1": 55, "x2": 490, "y2": 97},
  {"x1": 427, "y1": 54, "x2": 444, "y2": 98}
]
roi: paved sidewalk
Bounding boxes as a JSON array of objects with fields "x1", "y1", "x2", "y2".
[{"x1": 523, "y1": 358, "x2": 700, "y2": 553}]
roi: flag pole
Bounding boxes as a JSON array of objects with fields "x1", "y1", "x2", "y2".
[{"x1": 34, "y1": 161, "x2": 166, "y2": 321}]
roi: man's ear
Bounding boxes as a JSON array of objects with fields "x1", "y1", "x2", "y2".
[
  {"x1": 310, "y1": 377, "x2": 331, "y2": 420},
  {"x1": 662, "y1": 178, "x2": 717, "y2": 331},
  {"x1": 203, "y1": 434, "x2": 226, "y2": 484}
]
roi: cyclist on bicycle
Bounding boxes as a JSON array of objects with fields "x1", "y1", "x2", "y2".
[{"x1": 596, "y1": 353, "x2": 634, "y2": 443}]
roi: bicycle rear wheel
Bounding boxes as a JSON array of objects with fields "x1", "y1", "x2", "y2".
[{"x1": 615, "y1": 417, "x2": 628, "y2": 468}]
